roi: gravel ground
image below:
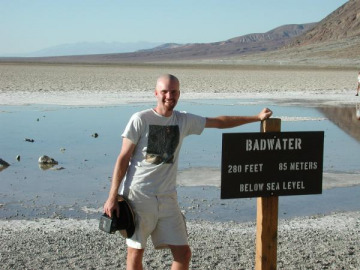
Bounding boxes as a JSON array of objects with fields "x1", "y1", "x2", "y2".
[{"x1": 1, "y1": 211, "x2": 359, "y2": 269}]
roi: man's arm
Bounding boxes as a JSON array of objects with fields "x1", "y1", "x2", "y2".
[
  {"x1": 205, "y1": 108, "x2": 272, "y2": 129},
  {"x1": 103, "y1": 137, "x2": 136, "y2": 217}
]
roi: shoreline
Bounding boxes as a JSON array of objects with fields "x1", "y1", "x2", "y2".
[{"x1": 0, "y1": 90, "x2": 358, "y2": 107}]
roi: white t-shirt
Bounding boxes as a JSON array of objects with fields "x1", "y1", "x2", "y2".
[
  {"x1": 358, "y1": 74, "x2": 360, "y2": 83},
  {"x1": 120, "y1": 109, "x2": 206, "y2": 196}
]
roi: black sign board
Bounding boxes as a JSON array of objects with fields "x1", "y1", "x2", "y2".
[{"x1": 221, "y1": 131, "x2": 324, "y2": 199}]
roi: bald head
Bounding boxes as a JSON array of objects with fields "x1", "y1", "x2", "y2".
[
  {"x1": 156, "y1": 74, "x2": 180, "y2": 91},
  {"x1": 154, "y1": 74, "x2": 181, "y2": 116}
]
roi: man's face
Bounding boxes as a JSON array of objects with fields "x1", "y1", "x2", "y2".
[{"x1": 155, "y1": 79, "x2": 180, "y2": 111}]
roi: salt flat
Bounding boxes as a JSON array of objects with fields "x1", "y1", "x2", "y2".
[{"x1": 0, "y1": 63, "x2": 358, "y2": 106}]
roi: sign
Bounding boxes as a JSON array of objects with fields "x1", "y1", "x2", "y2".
[{"x1": 221, "y1": 131, "x2": 324, "y2": 199}]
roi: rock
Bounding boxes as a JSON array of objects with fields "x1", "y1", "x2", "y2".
[
  {"x1": 0, "y1": 158, "x2": 10, "y2": 167},
  {"x1": 39, "y1": 164, "x2": 55, "y2": 171},
  {"x1": 0, "y1": 158, "x2": 10, "y2": 171},
  {"x1": 38, "y1": 155, "x2": 58, "y2": 165},
  {"x1": 38, "y1": 155, "x2": 59, "y2": 171}
]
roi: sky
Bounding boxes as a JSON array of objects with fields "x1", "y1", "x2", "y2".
[{"x1": 0, "y1": 0, "x2": 349, "y2": 56}]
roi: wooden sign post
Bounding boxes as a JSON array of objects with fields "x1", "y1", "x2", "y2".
[
  {"x1": 220, "y1": 119, "x2": 324, "y2": 269},
  {"x1": 255, "y1": 118, "x2": 281, "y2": 270}
]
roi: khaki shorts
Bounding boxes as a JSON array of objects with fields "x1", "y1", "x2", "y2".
[{"x1": 125, "y1": 189, "x2": 188, "y2": 249}]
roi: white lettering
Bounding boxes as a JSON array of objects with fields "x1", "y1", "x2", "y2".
[
  {"x1": 245, "y1": 137, "x2": 303, "y2": 151},
  {"x1": 288, "y1": 138, "x2": 294, "y2": 150},
  {"x1": 244, "y1": 163, "x2": 264, "y2": 173},
  {"x1": 283, "y1": 181, "x2": 305, "y2": 190},
  {"x1": 267, "y1": 182, "x2": 280, "y2": 191},
  {"x1": 246, "y1": 140, "x2": 252, "y2": 151},
  {"x1": 240, "y1": 183, "x2": 264, "y2": 192},
  {"x1": 267, "y1": 139, "x2": 275, "y2": 150},
  {"x1": 253, "y1": 140, "x2": 259, "y2": 150},
  {"x1": 289, "y1": 162, "x2": 318, "y2": 171},
  {"x1": 228, "y1": 164, "x2": 264, "y2": 173}
]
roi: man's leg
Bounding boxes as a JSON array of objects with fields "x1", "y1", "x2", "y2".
[
  {"x1": 169, "y1": 245, "x2": 192, "y2": 270},
  {"x1": 127, "y1": 247, "x2": 145, "y2": 270}
]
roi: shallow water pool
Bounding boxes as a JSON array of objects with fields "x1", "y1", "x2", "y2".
[{"x1": 0, "y1": 100, "x2": 359, "y2": 220}]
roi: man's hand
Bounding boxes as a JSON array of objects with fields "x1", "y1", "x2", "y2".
[
  {"x1": 103, "y1": 197, "x2": 120, "y2": 218},
  {"x1": 258, "y1": 108, "x2": 273, "y2": 121}
]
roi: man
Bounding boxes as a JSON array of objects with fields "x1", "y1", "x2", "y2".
[{"x1": 104, "y1": 74, "x2": 272, "y2": 270}]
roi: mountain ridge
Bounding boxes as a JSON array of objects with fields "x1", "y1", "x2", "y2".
[
  {"x1": 288, "y1": 0, "x2": 360, "y2": 46},
  {"x1": 1, "y1": 0, "x2": 360, "y2": 67},
  {"x1": 0, "y1": 23, "x2": 315, "y2": 63}
]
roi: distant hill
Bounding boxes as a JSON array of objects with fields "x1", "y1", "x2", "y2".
[
  {"x1": 288, "y1": 0, "x2": 360, "y2": 47},
  {"x1": 234, "y1": 0, "x2": 360, "y2": 67},
  {"x1": 23, "y1": 41, "x2": 164, "y2": 57},
  {"x1": 228, "y1": 24, "x2": 315, "y2": 44},
  {"x1": 2, "y1": 0, "x2": 359, "y2": 67},
  {"x1": 136, "y1": 23, "x2": 316, "y2": 59},
  {"x1": 139, "y1": 43, "x2": 184, "y2": 52},
  {"x1": 0, "y1": 23, "x2": 315, "y2": 63}
]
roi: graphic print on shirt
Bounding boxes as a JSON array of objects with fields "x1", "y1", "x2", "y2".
[{"x1": 146, "y1": 125, "x2": 180, "y2": 164}]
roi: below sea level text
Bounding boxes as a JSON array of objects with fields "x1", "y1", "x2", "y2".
[{"x1": 239, "y1": 181, "x2": 305, "y2": 192}]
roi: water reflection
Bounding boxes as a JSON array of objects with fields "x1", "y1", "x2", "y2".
[
  {"x1": 0, "y1": 165, "x2": 9, "y2": 172},
  {"x1": 38, "y1": 163, "x2": 56, "y2": 170},
  {"x1": 318, "y1": 105, "x2": 360, "y2": 142}
]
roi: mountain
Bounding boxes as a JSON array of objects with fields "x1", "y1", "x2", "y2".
[
  {"x1": 234, "y1": 0, "x2": 360, "y2": 67},
  {"x1": 139, "y1": 23, "x2": 316, "y2": 58},
  {"x1": 2, "y1": 0, "x2": 359, "y2": 67},
  {"x1": 139, "y1": 43, "x2": 184, "y2": 52},
  {"x1": 22, "y1": 41, "x2": 164, "y2": 57},
  {"x1": 0, "y1": 23, "x2": 314, "y2": 63},
  {"x1": 227, "y1": 24, "x2": 315, "y2": 44},
  {"x1": 288, "y1": 0, "x2": 360, "y2": 46}
]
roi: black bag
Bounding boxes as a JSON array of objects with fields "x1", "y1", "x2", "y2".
[{"x1": 99, "y1": 197, "x2": 135, "y2": 238}]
